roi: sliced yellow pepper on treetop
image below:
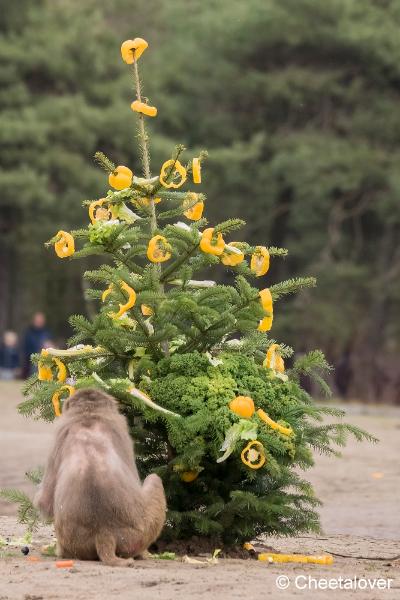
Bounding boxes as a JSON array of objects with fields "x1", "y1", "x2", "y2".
[
  {"x1": 192, "y1": 157, "x2": 201, "y2": 184},
  {"x1": 109, "y1": 165, "x2": 133, "y2": 190},
  {"x1": 54, "y1": 231, "x2": 75, "y2": 258},
  {"x1": 131, "y1": 100, "x2": 157, "y2": 117},
  {"x1": 250, "y1": 246, "x2": 270, "y2": 277},
  {"x1": 120, "y1": 38, "x2": 148, "y2": 64},
  {"x1": 159, "y1": 159, "x2": 187, "y2": 189},
  {"x1": 147, "y1": 234, "x2": 172, "y2": 263},
  {"x1": 200, "y1": 227, "x2": 225, "y2": 256}
]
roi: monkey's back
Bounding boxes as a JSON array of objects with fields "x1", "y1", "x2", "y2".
[{"x1": 53, "y1": 416, "x2": 145, "y2": 555}]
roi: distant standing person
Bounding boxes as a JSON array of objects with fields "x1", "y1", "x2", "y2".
[
  {"x1": 0, "y1": 331, "x2": 20, "y2": 380},
  {"x1": 22, "y1": 312, "x2": 52, "y2": 378}
]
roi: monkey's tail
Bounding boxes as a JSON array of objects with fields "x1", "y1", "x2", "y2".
[{"x1": 95, "y1": 531, "x2": 134, "y2": 568}]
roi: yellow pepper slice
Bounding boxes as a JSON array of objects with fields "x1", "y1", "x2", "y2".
[
  {"x1": 114, "y1": 281, "x2": 137, "y2": 318},
  {"x1": 54, "y1": 231, "x2": 75, "y2": 258},
  {"x1": 256, "y1": 408, "x2": 293, "y2": 437},
  {"x1": 180, "y1": 471, "x2": 199, "y2": 482},
  {"x1": 250, "y1": 246, "x2": 270, "y2": 277},
  {"x1": 258, "y1": 288, "x2": 273, "y2": 331},
  {"x1": 120, "y1": 38, "x2": 148, "y2": 64},
  {"x1": 183, "y1": 193, "x2": 204, "y2": 220},
  {"x1": 192, "y1": 157, "x2": 201, "y2": 184},
  {"x1": 141, "y1": 304, "x2": 153, "y2": 316},
  {"x1": 53, "y1": 358, "x2": 67, "y2": 383},
  {"x1": 159, "y1": 159, "x2": 187, "y2": 189},
  {"x1": 109, "y1": 165, "x2": 133, "y2": 190},
  {"x1": 221, "y1": 242, "x2": 245, "y2": 266},
  {"x1": 200, "y1": 227, "x2": 225, "y2": 256},
  {"x1": 89, "y1": 199, "x2": 116, "y2": 224},
  {"x1": 241, "y1": 440, "x2": 266, "y2": 470},
  {"x1": 131, "y1": 100, "x2": 157, "y2": 117},
  {"x1": 263, "y1": 343, "x2": 285, "y2": 373},
  {"x1": 102, "y1": 283, "x2": 113, "y2": 302},
  {"x1": 51, "y1": 385, "x2": 75, "y2": 418},
  {"x1": 38, "y1": 349, "x2": 53, "y2": 381},
  {"x1": 147, "y1": 234, "x2": 172, "y2": 263}
]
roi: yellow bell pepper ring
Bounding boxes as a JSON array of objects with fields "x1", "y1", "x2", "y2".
[
  {"x1": 257, "y1": 408, "x2": 293, "y2": 437},
  {"x1": 200, "y1": 228, "x2": 225, "y2": 256},
  {"x1": 184, "y1": 197, "x2": 204, "y2": 221},
  {"x1": 250, "y1": 246, "x2": 270, "y2": 277},
  {"x1": 109, "y1": 165, "x2": 133, "y2": 190},
  {"x1": 192, "y1": 157, "x2": 201, "y2": 184},
  {"x1": 51, "y1": 385, "x2": 75, "y2": 418},
  {"x1": 159, "y1": 159, "x2": 187, "y2": 189},
  {"x1": 121, "y1": 38, "x2": 148, "y2": 64},
  {"x1": 141, "y1": 304, "x2": 153, "y2": 316},
  {"x1": 180, "y1": 471, "x2": 199, "y2": 482},
  {"x1": 263, "y1": 343, "x2": 285, "y2": 373},
  {"x1": 131, "y1": 100, "x2": 157, "y2": 117},
  {"x1": 229, "y1": 395, "x2": 255, "y2": 419},
  {"x1": 114, "y1": 281, "x2": 137, "y2": 318},
  {"x1": 38, "y1": 349, "x2": 53, "y2": 381},
  {"x1": 241, "y1": 440, "x2": 266, "y2": 469},
  {"x1": 89, "y1": 199, "x2": 115, "y2": 224},
  {"x1": 147, "y1": 234, "x2": 172, "y2": 263},
  {"x1": 54, "y1": 231, "x2": 75, "y2": 258},
  {"x1": 221, "y1": 242, "x2": 245, "y2": 266}
]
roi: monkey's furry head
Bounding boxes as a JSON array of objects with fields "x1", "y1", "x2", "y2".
[{"x1": 63, "y1": 388, "x2": 119, "y2": 414}]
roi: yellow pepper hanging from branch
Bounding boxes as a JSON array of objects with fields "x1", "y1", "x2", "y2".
[
  {"x1": 241, "y1": 440, "x2": 266, "y2": 470},
  {"x1": 263, "y1": 343, "x2": 285, "y2": 373},
  {"x1": 38, "y1": 350, "x2": 67, "y2": 382},
  {"x1": 200, "y1": 227, "x2": 225, "y2": 256},
  {"x1": 51, "y1": 385, "x2": 75, "y2": 418},
  {"x1": 111, "y1": 281, "x2": 137, "y2": 318},
  {"x1": 159, "y1": 159, "x2": 187, "y2": 189},
  {"x1": 147, "y1": 235, "x2": 172, "y2": 263},
  {"x1": 131, "y1": 100, "x2": 157, "y2": 117},
  {"x1": 120, "y1": 38, "x2": 148, "y2": 64},
  {"x1": 257, "y1": 409, "x2": 293, "y2": 437},
  {"x1": 250, "y1": 246, "x2": 270, "y2": 277},
  {"x1": 221, "y1": 242, "x2": 245, "y2": 266},
  {"x1": 109, "y1": 165, "x2": 133, "y2": 190},
  {"x1": 258, "y1": 288, "x2": 273, "y2": 331},
  {"x1": 54, "y1": 231, "x2": 75, "y2": 258}
]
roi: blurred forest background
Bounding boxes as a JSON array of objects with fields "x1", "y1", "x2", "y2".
[{"x1": 1, "y1": 0, "x2": 399, "y2": 402}]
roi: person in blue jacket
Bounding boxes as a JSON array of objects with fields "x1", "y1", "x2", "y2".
[{"x1": 22, "y1": 312, "x2": 52, "y2": 378}]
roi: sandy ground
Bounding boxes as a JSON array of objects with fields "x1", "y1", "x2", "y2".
[{"x1": 0, "y1": 381, "x2": 399, "y2": 599}]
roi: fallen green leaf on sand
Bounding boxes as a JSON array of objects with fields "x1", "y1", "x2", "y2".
[{"x1": 149, "y1": 551, "x2": 176, "y2": 560}]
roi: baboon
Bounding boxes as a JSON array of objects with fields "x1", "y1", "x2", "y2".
[{"x1": 35, "y1": 388, "x2": 166, "y2": 567}]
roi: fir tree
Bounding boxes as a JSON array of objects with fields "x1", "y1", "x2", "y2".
[{"x1": 11, "y1": 36, "x2": 375, "y2": 546}]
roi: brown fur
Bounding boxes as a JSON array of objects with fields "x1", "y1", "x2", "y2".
[{"x1": 35, "y1": 388, "x2": 166, "y2": 567}]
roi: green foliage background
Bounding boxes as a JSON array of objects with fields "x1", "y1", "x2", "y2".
[{"x1": 1, "y1": 0, "x2": 400, "y2": 401}]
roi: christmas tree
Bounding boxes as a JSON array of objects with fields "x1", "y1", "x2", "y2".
[{"x1": 12, "y1": 36, "x2": 374, "y2": 547}]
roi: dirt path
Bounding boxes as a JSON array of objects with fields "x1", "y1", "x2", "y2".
[{"x1": 0, "y1": 382, "x2": 399, "y2": 599}]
